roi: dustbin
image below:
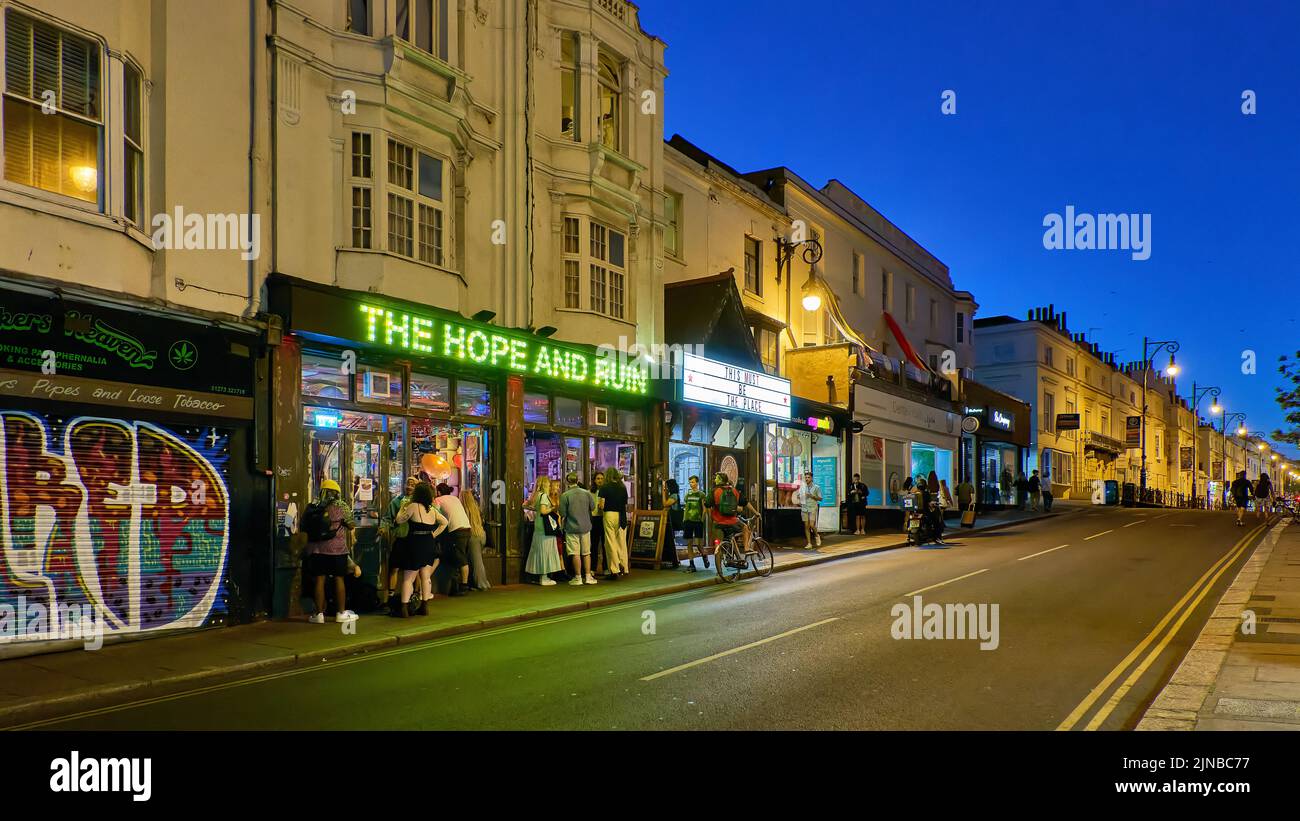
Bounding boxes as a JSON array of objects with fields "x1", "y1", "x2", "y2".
[
  {"x1": 1104, "y1": 480, "x2": 1119, "y2": 506},
  {"x1": 1121, "y1": 482, "x2": 1135, "y2": 506}
]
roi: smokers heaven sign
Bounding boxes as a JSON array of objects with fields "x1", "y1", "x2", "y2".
[{"x1": 0, "y1": 289, "x2": 253, "y2": 397}]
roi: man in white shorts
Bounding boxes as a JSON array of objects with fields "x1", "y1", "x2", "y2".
[{"x1": 558, "y1": 472, "x2": 599, "y2": 585}]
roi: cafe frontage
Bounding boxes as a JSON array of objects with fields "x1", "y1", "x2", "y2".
[
  {"x1": 0, "y1": 281, "x2": 268, "y2": 657},
  {"x1": 265, "y1": 275, "x2": 656, "y2": 591}
]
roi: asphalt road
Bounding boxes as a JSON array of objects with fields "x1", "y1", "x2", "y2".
[{"x1": 36, "y1": 505, "x2": 1272, "y2": 730}]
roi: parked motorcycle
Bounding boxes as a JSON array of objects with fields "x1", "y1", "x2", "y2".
[{"x1": 904, "y1": 493, "x2": 945, "y2": 546}]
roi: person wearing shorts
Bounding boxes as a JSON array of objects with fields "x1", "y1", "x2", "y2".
[
  {"x1": 681, "y1": 475, "x2": 709, "y2": 571},
  {"x1": 792, "y1": 471, "x2": 823, "y2": 548},
  {"x1": 559, "y1": 472, "x2": 599, "y2": 585},
  {"x1": 1230, "y1": 471, "x2": 1253, "y2": 526}
]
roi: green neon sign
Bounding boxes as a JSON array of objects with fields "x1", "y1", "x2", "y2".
[{"x1": 358, "y1": 303, "x2": 647, "y2": 395}]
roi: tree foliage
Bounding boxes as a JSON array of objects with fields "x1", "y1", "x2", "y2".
[{"x1": 1275, "y1": 351, "x2": 1300, "y2": 447}]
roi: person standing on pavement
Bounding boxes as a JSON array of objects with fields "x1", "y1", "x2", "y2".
[
  {"x1": 1014, "y1": 473, "x2": 1028, "y2": 509},
  {"x1": 956, "y1": 477, "x2": 974, "y2": 511},
  {"x1": 847, "y1": 473, "x2": 869, "y2": 535},
  {"x1": 597, "y1": 467, "x2": 631, "y2": 579},
  {"x1": 590, "y1": 471, "x2": 606, "y2": 576},
  {"x1": 1027, "y1": 470, "x2": 1041, "y2": 512},
  {"x1": 461, "y1": 488, "x2": 491, "y2": 590},
  {"x1": 1254, "y1": 472, "x2": 1274, "y2": 520},
  {"x1": 434, "y1": 483, "x2": 473, "y2": 597},
  {"x1": 393, "y1": 482, "x2": 448, "y2": 616},
  {"x1": 559, "y1": 472, "x2": 599, "y2": 585},
  {"x1": 302, "y1": 479, "x2": 358, "y2": 624},
  {"x1": 525, "y1": 476, "x2": 564, "y2": 584},
  {"x1": 681, "y1": 475, "x2": 711, "y2": 571},
  {"x1": 1230, "y1": 470, "x2": 1253, "y2": 526},
  {"x1": 793, "y1": 471, "x2": 823, "y2": 548},
  {"x1": 382, "y1": 476, "x2": 418, "y2": 614},
  {"x1": 660, "y1": 478, "x2": 683, "y2": 569}
]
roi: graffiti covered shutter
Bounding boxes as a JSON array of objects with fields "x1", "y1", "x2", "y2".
[{"x1": 0, "y1": 411, "x2": 230, "y2": 644}]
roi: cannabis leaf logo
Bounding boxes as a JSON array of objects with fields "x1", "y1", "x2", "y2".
[{"x1": 169, "y1": 340, "x2": 197, "y2": 370}]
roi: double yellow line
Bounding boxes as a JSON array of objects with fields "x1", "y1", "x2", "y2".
[{"x1": 1056, "y1": 520, "x2": 1267, "y2": 731}]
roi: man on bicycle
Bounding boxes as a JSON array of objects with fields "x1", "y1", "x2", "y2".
[{"x1": 706, "y1": 473, "x2": 744, "y2": 555}]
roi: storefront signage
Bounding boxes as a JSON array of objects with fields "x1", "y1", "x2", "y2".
[
  {"x1": 990, "y1": 410, "x2": 1014, "y2": 431},
  {"x1": 0, "y1": 368, "x2": 254, "y2": 419},
  {"x1": 807, "y1": 416, "x2": 834, "y2": 432},
  {"x1": 357, "y1": 303, "x2": 647, "y2": 396},
  {"x1": 680, "y1": 352, "x2": 790, "y2": 420},
  {"x1": 0, "y1": 289, "x2": 254, "y2": 397},
  {"x1": 1055, "y1": 413, "x2": 1080, "y2": 431},
  {"x1": 1125, "y1": 416, "x2": 1142, "y2": 448}
]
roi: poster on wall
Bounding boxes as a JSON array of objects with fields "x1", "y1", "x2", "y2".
[
  {"x1": 812, "y1": 456, "x2": 838, "y2": 507},
  {"x1": 860, "y1": 436, "x2": 885, "y2": 506},
  {"x1": 1124, "y1": 416, "x2": 1141, "y2": 448},
  {"x1": 1180, "y1": 447, "x2": 1193, "y2": 471},
  {"x1": 0, "y1": 411, "x2": 230, "y2": 647}
]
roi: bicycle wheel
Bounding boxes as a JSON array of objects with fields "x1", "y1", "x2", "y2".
[
  {"x1": 716, "y1": 537, "x2": 743, "y2": 583},
  {"x1": 749, "y1": 537, "x2": 774, "y2": 577}
]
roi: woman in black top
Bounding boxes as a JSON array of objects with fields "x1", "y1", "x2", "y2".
[{"x1": 597, "y1": 467, "x2": 630, "y2": 578}]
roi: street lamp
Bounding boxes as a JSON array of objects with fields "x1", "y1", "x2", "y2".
[
  {"x1": 1212, "y1": 411, "x2": 1247, "y2": 508},
  {"x1": 1139, "y1": 336, "x2": 1180, "y2": 502},
  {"x1": 774, "y1": 234, "x2": 824, "y2": 345},
  {"x1": 1186, "y1": 382, "x2": 1220, "y2": 506}
]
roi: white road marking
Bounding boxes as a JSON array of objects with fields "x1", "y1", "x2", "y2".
[
  {"x1": 639, "y1": 617, "x2": 840, "y2": 682},
  {"x1": 903, "y1": 568, "x2": 989, "y2": 598},
  {"x1": 1123, "y1": 521, "x2": 1143, "y2": 528},
  {"x1": 1084, "y1": 530, "x2": 1113, "y2": 541},
  {"x1": 1154, "y1": 513, "x2": 1173, "y2": 520},
  {"x1": 1018, "y1": 544, "x2": 1070, "y2": 561}
]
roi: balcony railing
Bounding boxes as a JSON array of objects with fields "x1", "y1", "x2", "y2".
[{"x1": 1082, "y1": 431, "x2": 1124, "y2": 454}]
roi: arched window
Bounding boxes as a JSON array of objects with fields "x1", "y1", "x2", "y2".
[{"x1": 597, "y1": 52, "x2": 621, "y2": 151}]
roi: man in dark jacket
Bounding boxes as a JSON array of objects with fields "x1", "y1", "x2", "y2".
[
  {"x1": 1027, "y1": 470, "x2": 1042, "y2": 512},
  {"x1": 1230, "y1": 471, "x2": 1253, "y2": 526}
]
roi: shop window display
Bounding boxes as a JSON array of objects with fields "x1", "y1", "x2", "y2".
[
  {"x1": 885, "y1": 439, "x2": 907, "y2": 504},
  {"x1": 858, "y1": 435, "x2": 887, "y2": 505},
  {"x1": 909, "y1": 443, "x2": 953, "y2": 487},
  {"x1": 524, "y1": 392, "x2": 551, "y2": 424},
  {"x1": 456, "y1": 380, "x2": 492, "y2": 417},
  {"x1": 409, "y1": 372, "x2": 451, "y2": 412},
  {"x1": 410, "y1": 417, "x2": 488, "y2": 503},
  {"x1": 524, "y1": 431, "x2": 583, "y2": 500},
  {"x1": 555, "y1": 396, "x2": 583, "y2": 428},
  {"x1": 591, "y1": 437, "x2": 638, "y2": 508},
  {"x1": 301, "y1": 352, "x2": 350, "y2": 399},
  {"x1": 982, "y1": 442, "x2": 1019, "y2": 504}
]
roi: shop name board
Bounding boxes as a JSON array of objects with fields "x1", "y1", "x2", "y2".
[
  {"x1": 991, "y1": 410, "x2": 1013, "y2": 431},
  {"x1": 1055, "y1": 413, "x2": 1080, "y2": 431},
  {"x1": 966, "y1": 405, "x2": 1013, "y2": 432},
  {"x1": 681, "y1": 352, "x2": 790, "y2": 420},
  {"x1": 0, "y1": 368, "x2": 254, "y2": 419},
  {"x1": 358, "y1": 303, "x2": 647, "y2": 396},
  {"x1": 0, "y1": 292, "x2": 253, "y2": 397}
]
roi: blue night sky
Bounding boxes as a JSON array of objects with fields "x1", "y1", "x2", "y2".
[{"x1": 639, "y1": 0, "x2": 1300, "y2": 461}]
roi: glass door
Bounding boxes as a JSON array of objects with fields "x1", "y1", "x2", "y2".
[{"x1": 347, "y1": 432, "x2": 387, "y2": 589}]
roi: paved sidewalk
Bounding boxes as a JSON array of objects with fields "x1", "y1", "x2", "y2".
[
  {"x1": 1138, "y1": 517, "x2": 1299, "y2": 730},
  {"x1": 0, "y1": 505, "x2": 1062, "y2": 727}
]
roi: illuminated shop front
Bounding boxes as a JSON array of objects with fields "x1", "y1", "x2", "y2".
[
  {"x1": 765, "y1": 402, "x2": 848, "y2": 537},
  {"x1": 268, "y1": 276, "x2": 652, "y2": 588},
  {"x1": 0, "y1": 284, "x2": 266, "y2": 656},
  {"x1": 958, "y1": 380, "x2": 1031, "y2": 509},
  {"x1": 666, "y1": 351, "x2": 787, "y2": 543},
  {"x1": 851, "y1": 382, "x2": 960, "y2": 525}
]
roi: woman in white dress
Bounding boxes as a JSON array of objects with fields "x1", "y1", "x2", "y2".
[{"x1": 524, "y1": 476, "x2": 564, "y2": 584}]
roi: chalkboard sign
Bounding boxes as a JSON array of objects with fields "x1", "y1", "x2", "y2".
[{"x1": 629, "y1": 509, "x2": 668, "y2": 566}]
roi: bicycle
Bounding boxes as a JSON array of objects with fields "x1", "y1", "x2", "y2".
[{"x1": 714, "y1": 513, "x2": 774, "y2": 583}]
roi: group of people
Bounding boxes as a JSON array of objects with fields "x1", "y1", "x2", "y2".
[
  {"x1": 661, "y1": 473, "x2": 756, "y2": 569},
  {"x1": 383, "y1": 477, "x2": 491, "y2": 617},
  {"x1": 298, "y1": 476, "x2": 490, "y2": 624},
  {"x1": 1229, "y1": 470, "x2": 1277, "y2": 526},
  {"x1": 524, "y1": 467, "x2": 631, "y2": 585}
]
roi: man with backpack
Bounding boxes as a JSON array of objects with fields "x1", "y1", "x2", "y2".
[
  {"x1": 706, "y1": 473, "x2": 743, "y2": 551},
  {"x1": 301, "y1": 478, "x2": 357, "y2": 624}
]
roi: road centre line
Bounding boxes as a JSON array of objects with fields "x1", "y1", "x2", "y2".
[
  {"x1": 1123, "y1": 521, "x2": 1143, "y2": 528},
  {"x1": 1018, "y1": 544, "x2": 1070, "y2": 561},
  {"x1": 639, "y1": 618, "x2": 840, "y2": 682},
  {"x1": 903, "y1": 569, "x2": 989, "y2": 598},
  {"x1": 1084, "y1": 530, "x2": 1113, "y2": 541},
  {"x1": 1055, "y1": 520, "x2": 1268, "y2": 731}
]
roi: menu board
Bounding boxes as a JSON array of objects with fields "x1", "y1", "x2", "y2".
[
  {"x1": 813, "y1": 456, "x2": 838, "y2": 507},
  {"x1": 629, "y1": 509, "x2": 668, "y2": 565}
]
